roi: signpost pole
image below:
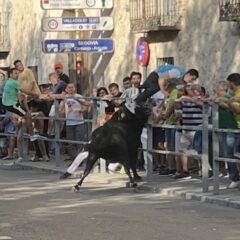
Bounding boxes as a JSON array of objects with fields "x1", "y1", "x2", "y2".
[
  {"x1": 142, "y1": 33, "x2": 148, "y2": 81},
  {"x1": 75, "y1": 9, "x2": 83, "y2": 93}
]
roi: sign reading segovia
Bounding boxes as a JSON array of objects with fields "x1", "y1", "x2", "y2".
[
  {"x1": 42, "y1": 39, "x2": 114, "y2": 53},
  {"x1": 41, "y1": 0, "x2": 113, "y2": 9},
  {"x1": 42, "y1": 17, "x2": 113, "y2": 31}
]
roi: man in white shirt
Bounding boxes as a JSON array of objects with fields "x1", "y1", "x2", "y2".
[{"x1": 59, "y1": 83, "x2": 89, "y2": 160}]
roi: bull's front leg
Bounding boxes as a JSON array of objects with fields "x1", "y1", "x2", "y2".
[
  {"x1": 132, "y1": 169, "x2": 142, "y2": 182},
  {"x1": 73, "y1": 152, "x2": 99, "y2": 192}
]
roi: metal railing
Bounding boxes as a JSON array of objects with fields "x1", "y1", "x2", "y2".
[
  {"x1": 144, "y1": 100, "x2": 210, "y2": 193},
  {"x1": 211, "y1": 103, "x2": 240, "y2": 194},
  {"x1": 219, "y1": 0, "x2": 240, "y2": 21},
  {"x1": 0, "y1": 11, "x2": 10, "y2": 50},
  {"x1": 130, "y1": 0, "x2": 180, "y2": 32},
  {"x1": 1, "y1": 97, "x2": 240, "y2": 195}
]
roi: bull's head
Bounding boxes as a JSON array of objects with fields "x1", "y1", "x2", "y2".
[{"x1": 135, "y1": 98, "x2": 154, "y2": 123}]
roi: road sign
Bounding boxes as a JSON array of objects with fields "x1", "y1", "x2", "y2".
[
  {"x1": 136, "y1": 38, "x2": 150, "y2": 67},
  {"x1": 42, "y1": 39, "x2": 114, "y2": 53},
  {"x1": 42, "y1": 17, "x2": 113, "y2": 32},
  {"x1": 41, "y1": 0, "x2": 113, "y2": 9}
]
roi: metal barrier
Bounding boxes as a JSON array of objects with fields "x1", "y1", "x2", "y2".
[
  {"x1": 1, "y1": 96, "x2": 239, "y2": 194},
  {"x1": 212, "y1": 102, "x2": 240, "y2": 195},
  {"x1": 144, "y1": 100, "x2": 210, "y2": 193}
]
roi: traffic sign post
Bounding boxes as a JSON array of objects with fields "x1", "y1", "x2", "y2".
[
  {"x1": 136, "y1": 37, "x2": 150, "y2": 67},
  {"x1": 42, "y1": 17, "x2": 113, "y2": 32},
  {"x1": 42, "y1": 39, "x2": 114, "y2": 53},
  {"x1": 41, "y1": 0, "x2": 113, "y2": 9}
]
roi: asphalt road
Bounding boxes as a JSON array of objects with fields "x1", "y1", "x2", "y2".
[{"x1": 0, "y1": 167, "x2": 239, "y2": 240}]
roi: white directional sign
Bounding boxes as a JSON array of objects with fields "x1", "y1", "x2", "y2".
[
  {"x1": 42, "y1": 17, "x2": 113, "y2": 32},
  {"x1": 41, "y1": 0, "x2": 113, "y2": 9}
]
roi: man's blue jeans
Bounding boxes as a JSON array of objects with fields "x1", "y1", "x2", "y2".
[{"x1": 219, "y1": 133, "x2": 239, "y2": 182}]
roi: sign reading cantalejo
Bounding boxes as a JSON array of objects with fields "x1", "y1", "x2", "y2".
[
  {"x1": 42, "y1": 17, "x2": 113, "y2": 32},
  {"x1": 41, "y1": 0, "x2": 113, "y2": 9},
  {"x1": 42, "y1": 39, "x2": 114, "y2": 53}
]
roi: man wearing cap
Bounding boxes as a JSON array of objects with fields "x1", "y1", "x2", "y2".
[{"x1": 54, "y1": 63, "x2": 70, "y2": 84}]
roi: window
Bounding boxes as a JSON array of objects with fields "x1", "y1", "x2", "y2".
[
  {"x1": 219, "y1": 0, "x2": 240, "y2": 21},
  {"x1": 157, "y1": 57, "x2": 174, "y2": 66}
]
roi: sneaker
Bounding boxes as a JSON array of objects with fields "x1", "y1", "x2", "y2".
[
  {"x1": 234, "y1": 152, "x2": 240, "y2": 159},
  {"x1": 1, "y1": 156, "x2": 14, "y2": 160},
  {"x1": 30, "y1": 134, "x2": 48, "y2": 142},
  {"x1": 227, "y1": 181, "x2": 240, "y2": 189},
  {"x1": 31, "y1": 155, "x2": 40, "y2": 162},
  {"x1": 59, "y1": 172, "x2": 72, "y2": 179},
  {"x1": 23, "y1": 133, "x2": 31, "y2": 139},
  {"x1": 153, "y1": 166, "x2": 161, "y2": 172},
  {"x1": 159, "y1": 169, "x2": 176, "y2": 176},
  {"x1": 42, "y1": 155, "x2": 50, "y2": 162},
  {"x1": 174, "y1": 171, "x2": 192, "y2": 180},
  {"x1": 186, "y1": 149, "x2": 199, "y2": 156},
  {"x1": 15, "y1": 157, "x2": 23, "y2": 164},
  {"x1": 31, "y1": 112, "x2": 40, "y2": 118},
  {"x1": 117, "y1": 166, "x2": 126, "y2": 174}
]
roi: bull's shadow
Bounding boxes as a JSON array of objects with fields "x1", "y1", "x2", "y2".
[{"x1": 73, "y1": 100, "x2": 153, "y2": 192}]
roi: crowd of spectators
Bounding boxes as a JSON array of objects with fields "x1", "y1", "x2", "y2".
[
  {"x1": 0, "y1": 60, "x2": 84, "y2": 163},
  {"x1": 0, "y1": 61, "x2": 240, "y2": 190}
]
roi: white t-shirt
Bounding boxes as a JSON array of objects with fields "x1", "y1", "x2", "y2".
[
  {"x1": 64, "y1": 94, "x2": 84, "y2": 126},
  {"x1": 152, "y1": 90, "x2": 164, "y2": 111}
]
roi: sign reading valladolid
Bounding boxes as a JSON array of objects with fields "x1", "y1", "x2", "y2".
[
  {"x1": 42, "y1": 39, "x2": 114, "y2": 53},
  {"x1": 42, "y1": 17, "x2": 113, "y2": 32},
  {"x1": 41, "y1": 0, "x2": 113, "y2": 9}
]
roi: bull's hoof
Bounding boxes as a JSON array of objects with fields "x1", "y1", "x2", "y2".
[
  {"x1": 134, "y1": 175, "x2": 142, "y2": 182},
  {"x1": 126, "y1": 182, "x2": 138, "y2": 188},
  {"x1": 73, "y1": 185, "x2": 80, "y2": 193}
]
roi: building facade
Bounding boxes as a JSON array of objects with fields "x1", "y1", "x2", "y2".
[{"x1": 0, "y1": 0, "x2": 239, "y2": 93}]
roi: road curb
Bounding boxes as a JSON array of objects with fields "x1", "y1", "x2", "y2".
[
  {"x1": 139, "y1": 184, "x2": 240, "y2": 209},
  {"x1": 16, "y1": 162, "x2": 66, "y2": 175},
  {"x1": 14, "y1": 162, "x2": 240, "y2": 210}
]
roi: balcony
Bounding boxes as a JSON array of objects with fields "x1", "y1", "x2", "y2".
[
  {"x1": 130, "y1": 0, "x2": 180, "y2": 32},
  {"x1": 0, "y1": 11, "x2": 10, "y2": 53},
  {"x1": 219, "y1": 0, "x2": 240, "y2": 21}
]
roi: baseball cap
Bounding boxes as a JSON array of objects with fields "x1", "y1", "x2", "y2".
[{"x1": 54, "y1": 63, "x2": 63, "y2": 69}]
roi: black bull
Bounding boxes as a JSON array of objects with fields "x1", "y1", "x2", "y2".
[{"x1": 73, "y1": 102, "x2": 153, "y2": 192}]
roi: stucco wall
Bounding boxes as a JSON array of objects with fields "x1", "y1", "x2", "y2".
[
  {"x1": 1, "y1": 0, "x2": 239, "y2": 90},
  {"x1": 103, "y1": 0, "x2": 240, "y2": 92},
  {"x1": 3, "y1": 0, "x2": 69, "y2": 83},
  {"x1": 143, "y1": 0, "x2": 240, "y2": 92}
]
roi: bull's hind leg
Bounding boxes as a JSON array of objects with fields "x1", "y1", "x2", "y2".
[{"x1": 73, "y1": 152, "x2": 99, "y2": 192}]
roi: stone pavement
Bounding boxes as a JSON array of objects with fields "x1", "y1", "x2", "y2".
[{"x1": 0, "y1": 157, "x2": 240, "y2": 209}]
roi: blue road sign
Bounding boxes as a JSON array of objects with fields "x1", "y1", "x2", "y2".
[{"x1": 42, "y1": 39, "x2": 114, "y2": 53}]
